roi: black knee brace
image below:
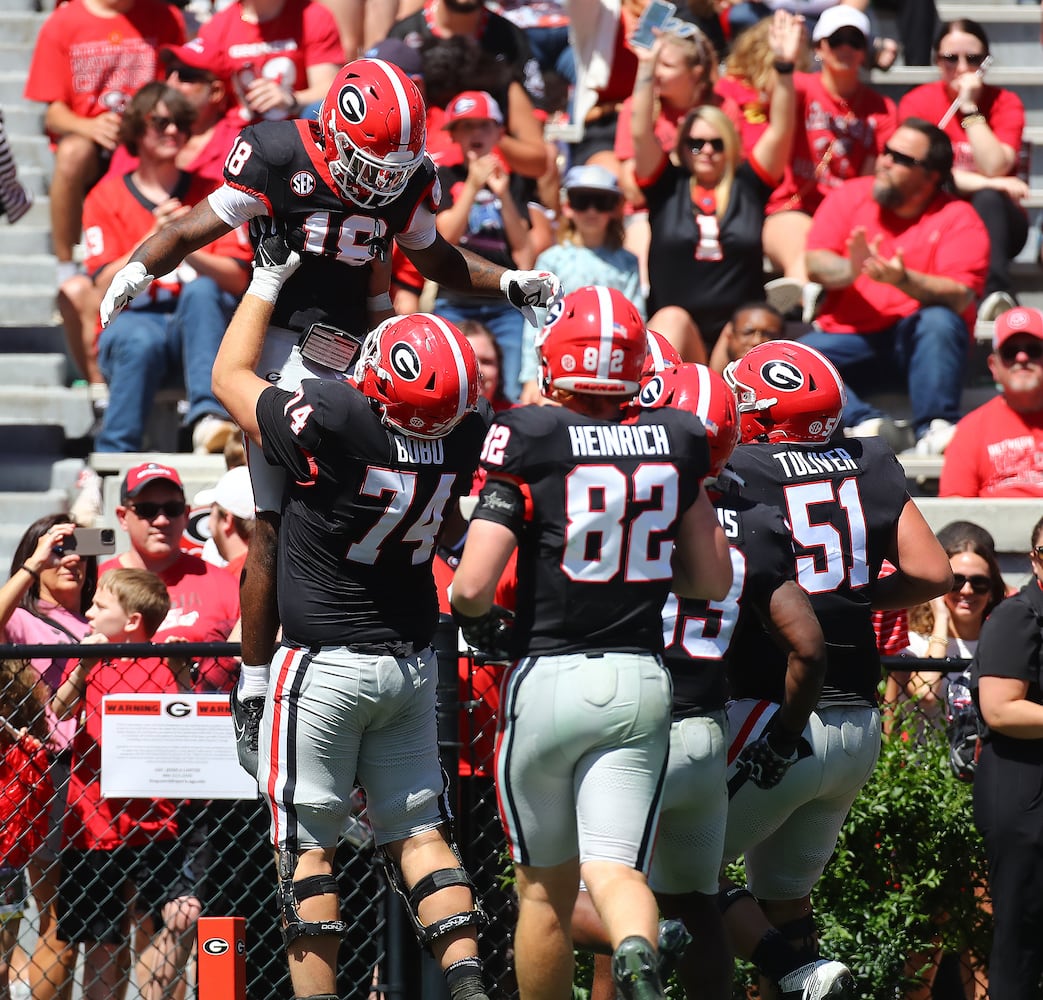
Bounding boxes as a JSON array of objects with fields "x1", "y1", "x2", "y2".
[
  {"x1": 382, "y1": 854, "x2": 486, "y2": 952},
  {"x1": 718, "y1": 884, "x2": 756, "y2": 916},
  {"x1": 278, "y1": 853, "x2": 348, "y2": 949}
]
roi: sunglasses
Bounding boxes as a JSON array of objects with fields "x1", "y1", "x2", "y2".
[
  {"x1": 1034, "y1": 547, "x2": 1043, "y2": 557},
  {"x1": 938, "y1": 52, "x2": 987, "y2": 68},
  {"x1": 827, "y1": 29, "x2": 867, "y2": 50},
  {"x1": 883, "y1": 145, "x2": 928, "y2": 170},
  {"x1": 951, "y1": 573, "x2": 992, "y2": 595},
  {"x1": 169, "y1": 65, "x2": 214, "y2": 84},
  {"x1": 128, "y1": 500, "x2": 187, "y2": 520},
  {"x1": 146, "y1": 114, "x2": 188, "y2": 134},
  {"x1": 686, "y1": 136, "x2": 725, "y2": 155},
  {"x1": 998, "y1": 339, "x2": 1043, "y2": 365},
  {"x1": 568, "y1": 191, "x2": 620, "y2": 212}
]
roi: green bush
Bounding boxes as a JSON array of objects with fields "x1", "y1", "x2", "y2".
[{"x1": 728, "y1": 719, "x2": 990, "y2": 1000}]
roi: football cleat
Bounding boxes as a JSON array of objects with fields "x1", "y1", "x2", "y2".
[
  {"x1": 230, "y1": 686, "x2": 264, "y2": 779},
  {"x1": 612, "y1": 935, "x2": 666, "y2": 1000},
  {"x1": 778, "y1": 958, "x2": 855, "y2": 1000}
]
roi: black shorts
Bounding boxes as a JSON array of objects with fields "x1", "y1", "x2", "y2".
[{"x1": 56, "y1": 840, "x2": 187, "y2": 944}]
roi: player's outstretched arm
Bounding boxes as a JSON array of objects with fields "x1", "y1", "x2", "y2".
[
  {"x1": 671, "y1": 487, "x2": 733, "y2": 602},
  {"x1": 872, "y1": 496, "x2": 954, "y2": 610},
  {"x1": 403, "y1": 234, "x2": 562, "y2": 326},
  {"x1": 100, "y1": 200, "x2": 233, "y2": 326},
  {"x1": 213, "y1": 235, "x2": 302, "y2": 446}
]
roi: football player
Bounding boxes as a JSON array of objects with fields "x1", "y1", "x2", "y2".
[
  {"x1": 99, "y1": 58, "x2": 562, "y2": 778},
  {"x1": 718, "y1": 340, "x2": 953, "y2": 1000},
  {"x1": 450, "y1": 286, "x2": 733, "y2": 1000},
  {"x1": 211, "y1": 234, "x2": 495, "y2": 1000}
]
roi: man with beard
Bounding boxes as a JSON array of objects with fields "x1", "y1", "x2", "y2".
[{"x1": 800, "y1": 117, "x2": 989, "y2": 457}]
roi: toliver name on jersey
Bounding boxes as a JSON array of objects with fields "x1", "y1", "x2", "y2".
[
  {"x1": 568, "y1": 423, "x2": 671, "y2": 458},
  {"x1": 769, "y1": 446, "x2": 861, "y2": 478}
]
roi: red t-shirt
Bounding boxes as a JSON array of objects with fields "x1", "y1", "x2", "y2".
[
  {"x1": 82, "y1": 171, "x2": 251, "y2": 305},
  {"x1": 61, "y1": 655, "x2": 182, "y2": 851},
  {"x1": 198, "y1": 0, "x2": 343, "y2": 127},
  {"x1": 714, "y1": 74, "x2": 768, "y2": 157},
  {"x1": 898, "y1": 81, "x2": 1024, "y2": 175},
  {"x1": 101, "y1": 552, "x2": 241, "y2": 691},
  {"x1": 806, "y1": 176, "x2": 988, "y2": 334},
  {"x1": 25, "y1": 0, "x2": 184, "y2": 131},
  {"x1": 940, "y1": 394, "x2": 1043, "y2": 498},
  {"x1": 614, "y1": 90, "x2": 744, "y2": 163},
  {"x1": 766, "y1": 72, "x2": 896, "y2": 216}
]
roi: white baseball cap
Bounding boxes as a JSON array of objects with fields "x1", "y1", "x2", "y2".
[{"x1": 194, "y1": 466, "x2": 255, "y2": 520}]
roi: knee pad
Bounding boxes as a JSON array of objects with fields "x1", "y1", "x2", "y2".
[
  {"x1": 277, "y1": 853, "x2": 348, "y2": 949},
  {"x1": 382, "y1": 853, "x2": 486, "y2": 952}
]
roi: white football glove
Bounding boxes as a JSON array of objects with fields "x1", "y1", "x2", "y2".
[
  {"x1": 100, "y1": 262, "x2": 154, "y2": 327},
  {"x1": 500, "y1": 268, "x2": 563, "y2": 327},
  {"x1": 248, "y1": 228, "x2": 302, "y2": 304}
]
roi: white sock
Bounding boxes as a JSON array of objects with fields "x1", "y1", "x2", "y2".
[{"x1": 237, "y1": 664, "x2": 270, "y2": 700}]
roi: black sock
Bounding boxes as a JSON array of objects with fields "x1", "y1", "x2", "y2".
[{"x1": 751, "y1": 928, "x2": 801, "y2": 980}]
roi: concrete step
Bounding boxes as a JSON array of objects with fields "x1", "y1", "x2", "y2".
[
  {"x1": 0, "y1": 12, "x2": 47, "y2": 45},
  {"x1": 0, "y1": 72, "x2": 34, "y2": 106},
  {"x1": 0, "y1": 0, "x2": 45, "y2": 12},
  {"x1": 0, "y1": 44, "x2": 36, "y2": 75},
  {"x1": 0, "y1": 489, "x2": 71, "y2": 523},
  {"x1": 91, "y1": 452, "x2": 228, "y2": 525},
  {"x1": 0, "y1": 456, "x2": 83, "y2": 493},
  {"x1": 0, "y1": 352, "x2": 66, "y2": 386},
  {"x1": 2, "y1": 104, "x2": 44, "y2": 138},
  {"x1": 873, "y1": 68, "x2": 1043, "y2": 126},
  {"x1": 0, "y1": 325, "x2": 65, "y2": 351},
  {"x1": 0, "y1": 286, "x2": 58, "y2": 327},
  {"x1": 8, "y1": 134, "x2": 51, "y2": 172},
  {"x1": 0, "y1": 254, "x2": 62, "y2": 287},
  {"x1": 0, "y1": 384, "x2": 93, "y2": 438},
  {"x1": 0, "y1": 219, "x2": 53, "y2": 255}
]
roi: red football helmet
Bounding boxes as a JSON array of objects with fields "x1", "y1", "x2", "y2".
[
  {"x1": 641, "y1": 329, "x2": 683, "y2": 383},
  {"x1": 354, "y1": 313, "x2": 480, "y2": 439},
  {"x1": 319, "y1": 59, "x2": 427, "y2": 207},
  {"x1": 723, "y1": 340, "x2": 847, "y2": 445},
  {"x1": 639, "y1": 363, "x2": 739, "y2": 475},
  {"x1": 536, "y1": 285, "x2": 646, "y2": 396}
]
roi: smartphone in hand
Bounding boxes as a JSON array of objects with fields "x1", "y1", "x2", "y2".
[{"x1": 631, "y1": 0, "x2": 676, "y2": 50}]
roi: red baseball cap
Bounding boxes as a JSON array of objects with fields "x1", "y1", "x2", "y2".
[
  {"x1": 992, "y1": 306, "x2": 1043, "y2": 351},
  {"x1": 443, "y1": 91, "x2": 503, "y2": 128},
  {"x1": 121, "y1": 462, "x2": 185, "y2": 504},
  {"x1": 161, "y1": 38, "x2": 232, "y2": 84}
]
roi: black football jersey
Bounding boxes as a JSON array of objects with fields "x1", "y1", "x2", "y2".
[
  {"x1": 663, "y1": 490, "x2": 794, "y2": 718},
  {"x1": 224, "y1": 119, "x2": 439, "y2": 334},
  {"x1": 726, "y1": 436, "x2": 908, "y2": 705},
  {"x1": 256, "y1": 380, "x2": 492, "y2": 648},
  {"x1": 476, "y1": 404, "x2": 711, "y2": 657}
]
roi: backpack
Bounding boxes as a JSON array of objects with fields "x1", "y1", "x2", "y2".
[{"x1": 944, "y1": 668, "x2": 982, "y2": 782}]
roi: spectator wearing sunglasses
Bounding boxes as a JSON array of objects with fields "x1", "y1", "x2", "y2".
[
  {"x1": 940, "y1": 307, "x2": 1043, "y2": 498},
  {"x1": 517, "y1": 164, "x2": 644, "y2": 404},
  {"x1": 85, "y1": 84, "x2": 252, "y2": 456},
  {"x1": 102, "y1": 462, "x2": 240, "y2": 694},
  {"x1": 761, "y1": 5, "x2": 896, "y2": 301},
  {"x1": 971, "y1": 514, "x2": 1043, "y2": 1000},
  {"x1": 802, "y1": 117, "x2": 989, "y2": 456},
  {"x1": 899, "y1": 18, "x2": 1027, "y2": 323},
  {"x1": 631, "y1": 10, "x2": 802, "y2": 362}
]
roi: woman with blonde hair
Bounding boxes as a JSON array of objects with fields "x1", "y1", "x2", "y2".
[{"x1": 631, "y1": 9, "x2": 802, "y2": 360}]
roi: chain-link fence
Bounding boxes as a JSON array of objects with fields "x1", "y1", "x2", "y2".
[{"x1": 0, "y1": 635, "x2": 990, "y2": 1000}]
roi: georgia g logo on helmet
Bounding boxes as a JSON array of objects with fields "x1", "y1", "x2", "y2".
[
  {"x1": 337, "y1": 85, "x2": 367, "y2": 124},
  {"x1": 389, "y1": 342, "x2": 423, "y2": 381},
  {"x1": 639, "y1": 375, "x2": 665, "y2": 407},
  {"x1": 760, "y1": 360, "x2": 805, "y2": 392}
]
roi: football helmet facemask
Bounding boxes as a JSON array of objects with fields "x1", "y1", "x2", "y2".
[
  {"x1": 723, "y1": 340, "x2": 846, "y2": 445},
  {"x1": 354, "y1": 313, "x2": 480, "y2": 439},
  {"x1": 319, "y1": 58, "x2": 427, "y2": 208},
  {"x1": 639, "y1": 362, "x2": 740, "y2": 475},
  {"x1": 535, "y1": 285, "x2": 646, "y2": 397}
]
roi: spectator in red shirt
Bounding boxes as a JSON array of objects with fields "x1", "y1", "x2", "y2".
[
  {"x1": 940, "y1": 307, "x2": 1043, "y2": 498},
  {"x1": 898, "y1": 18, "x2": 1027, "y2": 320},
  {"x1": 101, "y1": 462, "x2": 241, "y2": 694},
  {"x1": 24, "y1": 0, "x2": 184, "y2": 284},
  {"x1": 84, "y1": 83, "x2": 251, "y2": 454},
  {"x1": 196, "y1": 0, "x2": 343, "y2": 125},
  {"x1": 802, "y1": 118, "x2": 988, "y2": 456}
]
